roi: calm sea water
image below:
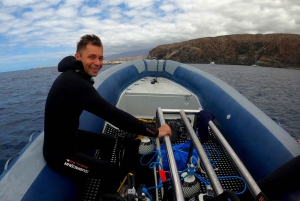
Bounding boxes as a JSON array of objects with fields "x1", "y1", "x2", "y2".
[{"x1": 0, "y1": 64, "x2": 299, "y2": 173}]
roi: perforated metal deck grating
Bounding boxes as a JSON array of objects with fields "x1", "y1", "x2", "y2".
[
  {"x1": 80, "y1": 120, "x2": 254, "y2": 201},
  {"x1": 80, "y1": 124, "x2": 128, "y2": 201}
]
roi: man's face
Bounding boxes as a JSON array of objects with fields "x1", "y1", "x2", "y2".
[{"x1": 75, "y1": 44, "x2": 103, "y2": 77}]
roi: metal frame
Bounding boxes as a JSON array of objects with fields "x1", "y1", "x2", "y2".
[
  {"x1": 154, "y1": 107, "x2": 264, "y2": 200},
  {"x1": 156, "y1": 107, "x2": 185, "y2": 201}
]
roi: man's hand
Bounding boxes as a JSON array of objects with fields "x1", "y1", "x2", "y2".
[{"x1": 158, "y1": 124, "x2": 172, "y2": 138}]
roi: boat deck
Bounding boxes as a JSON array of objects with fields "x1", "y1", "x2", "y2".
[
  {"x1": 79, "y1": 120, "x2": 254, "y2": 201},
  {"x1": 116, "y1": 77, "x2": 200, "y2": 120},
  {"x1": 125, "y1": 77, "x2": 192, "y2": 96}
]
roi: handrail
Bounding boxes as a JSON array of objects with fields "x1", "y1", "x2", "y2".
[
  {"x1": 161, "y1": 109, "x2": 200, "y2": 114},
  {"x1": 208, "y1": 121, "x2": 263, "y2": 198},
  {"x1": 159, "y1": 108, "x2": 262, "y2": 198},
  {"x1": 154, "y1": 137, "x2": 164, "y2": 200},
  {"x1": 4, "y1": 153, "x2": 20, "y2": 170},
  {"x1": 179, "y1": 110, "x2": 224, "y2": 196},
  {"x1": 160, "y1": 108, "x2": 265, "y2": 199},
  {"x1": 156, "y1": 107, "x2": 185, "y2": 201}
]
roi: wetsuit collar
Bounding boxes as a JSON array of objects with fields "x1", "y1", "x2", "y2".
[
  {"x1": 76, "y1": 70, "x2": 95, "y2": 85},
  {"x1": 58, "y1": 56, "x2": 84, "y2": 72},
  {"x1": 58, "y1": 56, "x2": 94, "y2": 85}
]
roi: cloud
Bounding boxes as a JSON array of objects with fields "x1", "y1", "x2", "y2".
[{"x1": 0, "y1": 0, "x2": 299, "y2": 72}]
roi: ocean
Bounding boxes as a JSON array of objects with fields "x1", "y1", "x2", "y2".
[{"x1": 0, "y1": 64, "x2": 299, "y2": 173}]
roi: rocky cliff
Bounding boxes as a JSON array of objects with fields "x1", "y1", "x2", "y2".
[{"x1": 148, "y1": 34, "x2": 300, "y2": 68}]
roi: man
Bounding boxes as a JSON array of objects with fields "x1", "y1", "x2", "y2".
[{"x1": 43, "y1": 34, "x2": 171, "y2": 194}]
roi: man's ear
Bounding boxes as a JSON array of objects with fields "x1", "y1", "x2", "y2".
[{"x1": 75, "y1": 53, "x2": 81, "y2": 60}]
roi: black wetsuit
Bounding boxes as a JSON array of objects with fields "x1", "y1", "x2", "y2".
[
  {"x1": 257, "y1": 155, "x2": 300, "y2": 199},
  {"x1": 43, "y1": 56, "x2": 158, "y2": 193}
]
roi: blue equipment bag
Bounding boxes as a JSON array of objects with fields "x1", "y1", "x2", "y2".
[{"x1": 160, "y1": 140, "x2": 199, "y2": 171}]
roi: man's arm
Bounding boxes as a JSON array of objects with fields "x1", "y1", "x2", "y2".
[{"x1": 68, "y1": 78, "x2": 171, "y2": 138}]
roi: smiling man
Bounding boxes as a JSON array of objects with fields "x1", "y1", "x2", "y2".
[
  {"x1": 43, "y1": 34, "x2": 171, "y2": 196},
  {"x1": 75, "y1": 36, "x2": 104, "y2": 77}
]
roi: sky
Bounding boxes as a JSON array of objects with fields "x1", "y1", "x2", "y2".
[{"x1": 0, "y1": 0, "x2": 299, "y2": 72}]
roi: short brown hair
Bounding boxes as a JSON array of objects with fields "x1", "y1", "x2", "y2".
[{"x1": 76, "y1": 34, "x2": 103, "y2": 54}]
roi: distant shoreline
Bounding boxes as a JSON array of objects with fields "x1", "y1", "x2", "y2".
[
  {"x1": 31, "y1": 61, "x2": 300, "y2": 70},
  {"x1": 32, "y1": 66, "x2": 57, "y2": 69}
]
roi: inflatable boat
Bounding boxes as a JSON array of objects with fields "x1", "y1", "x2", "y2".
[{"x1": 1, "y1": 59, "x2": 299, "y2": 201}]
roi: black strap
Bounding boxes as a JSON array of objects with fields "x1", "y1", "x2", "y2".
[
  {"x1": 255, "y1": 192, "x2": 269, "y2": 201},
  {"x1": 162, "y1": 182, "x2": 169, "y2": 201},
  {"x1": 197, "y1": 110, "x2": 214, "y2": 143}
]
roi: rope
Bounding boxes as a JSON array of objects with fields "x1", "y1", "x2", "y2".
[{"x1": 137, "y1": 136, "x2": 247, "y2": 196}]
